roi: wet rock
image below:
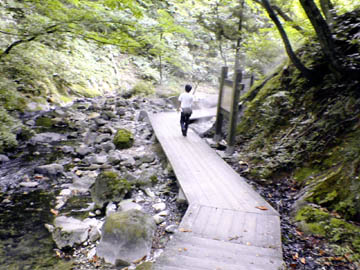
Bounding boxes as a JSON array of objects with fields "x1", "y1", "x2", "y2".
[
  {"x1": 35, "y1": 163, "x2": 64, "y2": 176},
  {"x1": 96, "y1": 210, "x2": 156, "y2": 266}
]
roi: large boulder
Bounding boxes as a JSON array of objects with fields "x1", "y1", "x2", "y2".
[
  {"x1": 90, "y1": 170, "x2": 131, "y2": 208},
  {"x1": 113, "y1": 129, "x2": 134, "y2": 149},
  {"x1": 96, "y1": 210, "x2": 156, "y2": 266}
]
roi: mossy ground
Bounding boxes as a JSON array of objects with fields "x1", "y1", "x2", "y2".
[{"x1": 235, "y1": 9, "x2": 360, "y2": 258}]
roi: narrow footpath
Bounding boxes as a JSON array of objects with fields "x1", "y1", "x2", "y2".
[{"x1": 149, "y1": 110, "x2": 284, "y2": 270}]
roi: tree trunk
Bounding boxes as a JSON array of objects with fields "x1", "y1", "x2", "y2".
[
  {"x1": 299, "y1": 0, "x2": 344, "y2": 76},
  {"x1": 319, "y1": 0, "x2": 335, "y2": 28},
  {"x1": 234, "y1": 0, "x2": 245, "y2": 70},
  {"x1": 260, "y1": 0, "x2": 314, "y2": 80},
  {"x1": 271, "y1": 5, "x2": 305, "y2": 35}
]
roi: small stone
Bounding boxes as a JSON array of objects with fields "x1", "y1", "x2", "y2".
[
  {"x1": 118, "y1": 199, "x2": 142, "y2": 212},
  {"x1": 165, "y1": 225, "x2": 177, "y2": 233},
  {"x1": 144, "y1": 188, "x2": 156, "y2": 198},
  {"x1": 60, "y1": 189, "x2": 72, "y2": 196},
  {"x1": 95, "y1": 210, "x2": 102, "y2": 216},
  {"x1": 153, "y1": 214, "x2": 165, "y2": 225},
  {"x1": 152, "y1": 202, "x2": 166, "y2": 211},
  {"x1": 158, "y1": 210, "x2": 169, "y2": 216},
  {"x1": 19, "y1": 182, "x2": 39, "y2": 188}
]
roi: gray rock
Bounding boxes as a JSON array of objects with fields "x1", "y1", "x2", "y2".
[
  {"x1": 95, "y1": 134, "x2": 112, "y2": 144},
  {"x1": 136, "y1": 110, "x2": 148, "y2": 122},
  {"x1": 153, "y1": 214, "x2": 165, "y2": 225},
  {"x1": 139, "y1": 153, "x2": 156, "y2": 164},
  {"x1": 35, "y1": 164, "x2": 64, "y2": 176},
  {"x1": 117, "y1": 108, "x2": 126, "y2": 116},
  {"x1": 61, "y1": 146, "x2": 74, "y2": 154},
  {"x1": 51, "y1": 216, "x2": 90, "y2": 249},
  {"x1": 152, "y1": 202, "x2": 166, "y2": 211},
  {"x1": 76, "y1": 145, "x2": 93, "y2": 156},
  {"x1": 107, "y1": 151, "x2": 122, "y2": 165},
  {"x1": 118, "y1": 199, "x2": 142, "y2": 212},
  {"x1": 97, "y1": 142, "x2": 116, "y2": 153},
  {"x1": 121, "y1": 155, "x2": 136, "y2": 167},
  {"x1": 95, "y1": 118, "x2": 107, "y2": 126},
  {"x1": 0, "y1": 154, "x2": 10, "y2": 163},
  {"x1": 165, "y1": 224, "x2": 177, "y2": 233},
  {"x1": 29, "y1": 132, "x2": 66, "y2": 145},
  {"x1": 97, "y1": 210, "x2": 156, "y2": 266}
]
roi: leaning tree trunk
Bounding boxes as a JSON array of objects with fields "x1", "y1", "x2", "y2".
[
  {"x1": 261, "y1": 0, "x2": 314, "y2": 80},
  {"x1": 299, "y1": 0, "x2": 345, "y2": 77}
]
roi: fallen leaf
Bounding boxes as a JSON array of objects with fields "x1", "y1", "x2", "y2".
[
  {"x1": 255, "y1": 206, "x2": 268, "y2": 211},
  {"x1": 179, "y1": 228, "x2": 192, "y2": 232},
  {"x1": 183, "y1": 248, "x2": 187, "y2": 251},
  {"x1": 293, "y1": 253, "x2": 299, "y2": 260},
  {"x1": 300, "y1": 258, "x2": 306, "y2": 264},
  {"x1": 50, "y1": 209, "x2": 59, "y2": 216},
  {"x1": 133, "y1": 255, "x2": 146, "y2": 264},
  {"x1": 319, "y1": 250, "x2": 326, "y2": 256},
  {"x1": 34, "y1": 175, "x2": 44, "y2": 180},
  {"x1": 295, "y1": 230, "x2": 303, "y2": 236},
  {"x1": 246, "y1": 242, "x2": 251, "y2": 246}
]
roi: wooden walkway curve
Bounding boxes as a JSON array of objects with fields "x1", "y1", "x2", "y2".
[{"x1": 149, "y1": 109, "x2": 283, "y2": 270}]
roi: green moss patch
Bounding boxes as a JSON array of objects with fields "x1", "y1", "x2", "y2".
[
  {"x1": 90, "y1": 171, "x2": 132, "y2": 208},
  {"x1": 295, "y1": 206, "x2": 360, "y2": 259},
  {"x1": 113, "y1": 129, "x2": 134, "y2": 149}
]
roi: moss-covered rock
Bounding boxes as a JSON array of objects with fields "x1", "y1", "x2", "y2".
[
  {"x1": 295, "y1": 205, "x2": 360, "y2": 259},
  {"x1": 113, "y1": 129, "x2": 134, "y2": 149},
  {"x1": 136, "y1": 262, "x2": 153, "y2": 270},
  {"x1": 90, "y1": 171, "x2": 132, "y2": 208},
  {"x1": 97, "y1": 210, "x2": 156, "y2": 266}
]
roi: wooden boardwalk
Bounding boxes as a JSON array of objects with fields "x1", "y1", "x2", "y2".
[{"x1": 149, "y1": 110, "x2": 283, "y2": 270}]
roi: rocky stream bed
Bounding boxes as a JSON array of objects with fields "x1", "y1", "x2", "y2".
[{"x1": 0, "y1": 93, "x2": 359, "y2": 270}]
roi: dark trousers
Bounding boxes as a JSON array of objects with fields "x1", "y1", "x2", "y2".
[{"x1": 180, "y1": 110, "x2": 192, "y2": 136}]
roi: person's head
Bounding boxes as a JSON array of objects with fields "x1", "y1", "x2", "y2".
[{"x1": 185, "y1": 84, "x2": 192, "y2": 93}]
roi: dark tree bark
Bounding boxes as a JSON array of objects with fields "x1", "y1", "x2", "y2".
[
  {"x1": 235, "y1": 0, "x2": 245, "y2": 70},
  {"x1": 299, "y1": 0, "x2": 345, "y2": 76},
  {"x1": 319, "y1": 0, "x2": 335, "y2": 26},
  {"x1": 260, "y1": 0, "x2": 314, "y2": 80},
  {"x1": 271, "y1": 5, "x2": 305, "y2": 35}
]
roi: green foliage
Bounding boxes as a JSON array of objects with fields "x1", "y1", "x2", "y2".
[{"x1": 132, "y1": 81, "x2": 155, "y2": 96}]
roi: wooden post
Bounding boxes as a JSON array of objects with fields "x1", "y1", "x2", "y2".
[
  {"x1": 214, "y1": 66, "x2": 228, "y2": 142},
  {"x1": 226, "y1": 69, "x2": 242, "y2": 155}
]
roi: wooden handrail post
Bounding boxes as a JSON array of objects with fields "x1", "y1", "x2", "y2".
[
  {"x1": 214, "y1": 66, "x2": 228, "y2": 142},
  {"x1": 226, "y1": 69, "x2": 242, "y2": 155}
]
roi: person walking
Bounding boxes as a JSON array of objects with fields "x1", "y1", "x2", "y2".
[{"x1": 177, "y1": 84, "x2": 194, "y2": 137}]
